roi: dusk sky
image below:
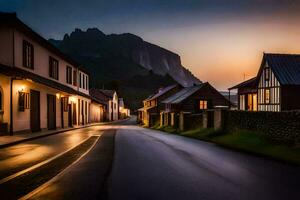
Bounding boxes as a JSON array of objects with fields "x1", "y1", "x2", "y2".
[{"x1": 1, "y1": 0, "x2": 300, "y2": 90}]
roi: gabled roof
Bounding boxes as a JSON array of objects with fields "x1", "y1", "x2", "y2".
[
  {"x1": 90, "y1": 88, "x2": 110, "y2": 105},
  {"x1": 0, "y1": 12, "x2": 89, "y2": 74},
  {"x1": 228, "y1": 77, "x2": 257, "y2": 90},
  {"x1": 98, "y1": 89, "x2": 116, "y2": 99},
  {"x1": 259, "y1": 53, "x2": 300, "y2": 85},
  {"x1": 144, "y1": 85, "x2": 178, "y2": 101},
  {"x1": 162, "y1": 84, "x2": 205, "y2": 104}
]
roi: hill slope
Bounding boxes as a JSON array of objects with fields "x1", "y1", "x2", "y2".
[{"x1": 49, "y1": 28, "x2": 201, "y2": 109}]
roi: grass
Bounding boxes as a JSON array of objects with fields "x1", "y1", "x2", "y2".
[{"x1": 152, "y1": 126, "x2": 300, "y2": 165}]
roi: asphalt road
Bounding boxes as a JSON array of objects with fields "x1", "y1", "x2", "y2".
[
  {"x1": 108, "y1": 125, "x2": 300, "y2": 200},
  {"x1": 1, "y1": 117, "x2": 299, "y2": 200},
  {"x1": 0, "y1": 126, "x2": 102, "y2": 180}
]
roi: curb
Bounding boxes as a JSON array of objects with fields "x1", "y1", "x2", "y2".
[{"x1": 0, "y1": 118, "x2": 130, "y2": 149}]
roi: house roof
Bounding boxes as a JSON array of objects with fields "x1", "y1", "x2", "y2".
[
  {"x1": 0, "y1": 12, "x2": 89, "y2": 75},
  {"x1": 162, "y1": 84, "x2": 205, "y2": 104},
  {"x1": 260, "y1": 53, "x2": 300, "y2": 85},
  {"x1": 90, "y1": 88, "x2": 110, "y2": 105},
  {"x1": 228, "y1": 77, "x2": 257, "y2": 90},
  {"x1": 144, "y1": 85, "x2": 178, "y2": 101},
  {"x1": 98, "y1": 89, "x2": 116, "y2": 99},
  {"x1": 0, "y1": 64, "x2": 90, "y2": 99}
]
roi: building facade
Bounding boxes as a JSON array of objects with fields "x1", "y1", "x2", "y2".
[
  {"x1": 90, "y1": 89, "x2": 119, "y2": 121},
  {"x1": 0, "y1": 12, "x2": 100, "y2": 135},
  {"x1": 161, "y1": 82, "x2": 230, "y2": 127},
  {"x1": 137, "y1": 85, "x2": 182, "y2": 127},
  {"x1": 229, "y1": 53, "x2": 300, "y2": 112}
]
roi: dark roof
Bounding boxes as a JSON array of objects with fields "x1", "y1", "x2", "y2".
[
  {"x1": 261, "y1": 53, "x2": 300, "y2": 85},
  {"x1": 97, "y1": 89, "x2": 116, "y2": 99},
  {"x1": 162, "y1": 84, "x2": 205, "y2": 104},
  {"x1": 0, "y1": 64, "x2": 90, "y2": 99},
  {"x1": 0, "y1": 12, "x2": 89, "y2": 75},
  {"x1": 90, "y1": 89, "x2": 110, "y2": 105},
  {"x1": 145, "y1": 85, "x2": 178, "y2": 101},
  {"x1": 228, "y1": 77, "x2": 257, "y2": 90}
]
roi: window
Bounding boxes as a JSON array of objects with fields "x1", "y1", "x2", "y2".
[
  {"x1": 265, "y1": 67, "x2": 270, "y2": 81},
  {"x1": 49, "y1": 57, "x2": 59, "y2": 80},
  {"x1": 79, "y1": 73, "x2": 82, "y2": 88},
  {"x1": 23, "y1": 40, "x2": 34, "y2": 69},
  {"x1": 62, "y1": 97, "x2": 69, "y2": 112},
  {"x1": 239, "y1": 95, "x2": 245, "y2": 110},
  {"x1": 199, "y1": 100, "x2": 208, "y2": 110},
  {"x1": 86, "y1": 76, "x2": 88, "y2": 90},
  {"x1": 83, "y1": 75, "x2": 85, "y2": 89},
  {"x1": 73, "y1": 70, "x2": 77, "y2": 86},
  {"x1": 18, "y1": 92, "x2": 29, "y2": 112},
  {"x1": 265, "y1": 89, "x2": 270, "y2": 104},
  {"x1": 66, "y1": 66, "x2": 72, "y2": 84}
]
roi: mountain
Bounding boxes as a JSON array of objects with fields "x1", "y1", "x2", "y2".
[{"x1": 49, "y1": 28, "x2": 201, "y2": 109}]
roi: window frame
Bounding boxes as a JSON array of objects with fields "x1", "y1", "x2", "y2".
[
  {"x1": 73, "y1": 70, "x2": 77, "y2": 86},
  {"x1": 265, "y1": 89, "x2": 270, "y2": 104},
  {"x1": 199, "y1": 100, "x2": 208, "y2": 110},
  {"x1": 49, "y1": 56, "x2": 59, "y2": 80},
  {"x1": 66, "y1": 66, "x2": 72, "y2": 84},
  {"x1": 265, "y1": 67, "x2": 270, "y2": 81},
  {"x1": 23, "y1": 40, "x2": 34, "y2": 69},
  {"x1": 18, "y1": 92, "x2": 29, "y2": 112}
]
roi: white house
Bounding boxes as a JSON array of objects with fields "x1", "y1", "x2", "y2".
[{"x1": 0, "y1": 12, "x2": 103, "y2": 134}]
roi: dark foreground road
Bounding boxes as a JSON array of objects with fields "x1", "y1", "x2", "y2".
[{"x1": 1, "y1": 117, "x2": 299, "y2": 200}]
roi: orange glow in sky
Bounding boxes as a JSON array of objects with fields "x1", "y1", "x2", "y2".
[{"x1": 143, "y1": 15, "x2": 300, "y2": 90}]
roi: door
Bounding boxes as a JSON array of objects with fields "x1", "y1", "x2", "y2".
[
  {"x1": 68, "y1": 104, "x2": 72, "y2": 127},
  {"x1": 30, "y1": 90, "x2": 40, "y2": 132},
  {"x1": 72, "y1": 103, "x2": 77, "y2": 125},
  {"x1": 47, "y1": 94, "x2": 56, "y2": 130}
]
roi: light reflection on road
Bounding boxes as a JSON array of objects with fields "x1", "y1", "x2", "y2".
[{"x1": 0, "y1": 126, "x2": 103, "y2": 179}]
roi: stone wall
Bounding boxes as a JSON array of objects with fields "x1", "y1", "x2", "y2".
[{"x1": 223, "y1": 110, "x2": 300, "y2": 144}]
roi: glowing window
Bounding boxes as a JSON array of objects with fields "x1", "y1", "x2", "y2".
[
  {"x1": 265, "y1": 89, "x2": 270, "y2": 104},
  {"x1": 199, "y1": 100, "x2": 208, "y2": 110}
]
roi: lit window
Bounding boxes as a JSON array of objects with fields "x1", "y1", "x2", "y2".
[
  {"x1": 19, "y1": 92, "x2": 29, "y2": 111},
  {"x1": 265, "y1": 89, "x2": 270, "y2": 104},
  {"x1": 199, "y1": 100, "x2": 208, "y2": 110}
]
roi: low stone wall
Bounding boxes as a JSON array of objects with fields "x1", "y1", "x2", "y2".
[{"x1": 223, "y1": 110, "x2": 300, "y2": 144}]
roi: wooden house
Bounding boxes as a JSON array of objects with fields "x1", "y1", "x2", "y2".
[
  {"x1": 137, "y1": 84, "x2": 182, "y2": 127},
  {"x1": 161, "y1": 82, "x2": 230, "y2": 127},
  {"x1": 229, "y1": 53, "x2": 300, "y2": 112}
]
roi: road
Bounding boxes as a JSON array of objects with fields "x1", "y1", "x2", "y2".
[{"x1": 0, "y1": 117, "x2": 299, "y2": 199}]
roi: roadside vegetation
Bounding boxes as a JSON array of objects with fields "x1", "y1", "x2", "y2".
[{"x1": 151, "y1": 125, "x2": 300, "y2": 165}]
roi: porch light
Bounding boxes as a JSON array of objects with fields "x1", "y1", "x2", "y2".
[{"x1": 56, "y1": 93, "x2": 61, "y2": 99}]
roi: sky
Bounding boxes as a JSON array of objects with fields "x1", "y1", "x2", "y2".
[{"x1": 1, "y1": 0, "x2": 300, "y2": 90}]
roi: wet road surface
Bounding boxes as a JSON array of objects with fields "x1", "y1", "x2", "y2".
[
  {"x1": 1, "y1": 117, "x2": 299, "y2": 200},
  {"x1": 108, "y1": 126, "x2": 300, "y2": 200}
]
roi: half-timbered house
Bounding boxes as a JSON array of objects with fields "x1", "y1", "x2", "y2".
[{"x1": 229, "y1": 53, "x2": 300, "y2": 112}]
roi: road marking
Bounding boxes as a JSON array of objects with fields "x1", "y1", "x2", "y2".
[
  {"x1": 19, "y1": 134, "x2": 101, "y2": 200},
  {"x1": 0, "y1": 133, "x2": 101, "y2": 185}
]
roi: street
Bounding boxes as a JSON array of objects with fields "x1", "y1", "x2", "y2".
[{"x1": 0, "y1": 117, "x2": 299, "y2": 200}]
